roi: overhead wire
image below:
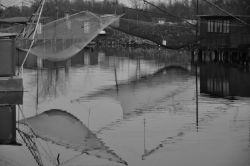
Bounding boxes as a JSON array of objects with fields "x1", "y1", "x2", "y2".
[
  {"x1": 20, "y1": 0, "x2": 45, "y2": 75},
  {"x1": 0, "y1": 3, "x2": 7, "y2": 8}
]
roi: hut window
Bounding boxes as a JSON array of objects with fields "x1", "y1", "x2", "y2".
[
  {"x1": 219, "y1": 21, "x2": 223, "y2": 33},
  {"x1": 222, "y1": 20, "x2": 230, "y2": 33},
  {"x1": 83, "y1": 22, "x2": 90, "y2": 33},
  {"x1": 216, "y1": 21, "x2": 221, "y2": 32},
  {"x1": 214, "y1": 21, "x2": 217, "y2": 32},
  {"x1": 226, "y1": 20, "x2": 230, "y2": 33},
  {"x1": 223, "y1": 21, "x2": 227, "y2": 33},
  {"x1": 210, "y1": 21, "x2": 214, "y2": 32},
  {"x1": 208, "y1": 20, "x2": 211, "y2": 32}
]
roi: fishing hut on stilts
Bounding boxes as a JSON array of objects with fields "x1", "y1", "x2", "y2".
[
  {"x1": 195, "y1": 13, "x2": 250, "y2": 97},
  {"x1": 0, "y1": 32, "x2": 23, "y2": 146},
  {"x1": 196, "y1": 15, "x2": 250, "y2": 67}
]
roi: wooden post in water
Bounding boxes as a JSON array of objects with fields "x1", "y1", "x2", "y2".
[
  {"x1": 88, "y1": 108, "x2": 91, "y2": 128},
  {"x1": 143, "y1": 118, "x2": 146, "y2": 155},
  {"x1": 195, "y1": 63, "x2": 199, "y2": 130},
  {"x1": 36, "y1": 68, "x2": 39, "y2": 115},
  {"x1": 114, "y1": 66, "x2": 119, "y2": 92},
  {"x1": 249, "y1": 113, "x2": 250, "y2": 147}
]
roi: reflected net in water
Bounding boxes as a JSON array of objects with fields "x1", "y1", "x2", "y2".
[
  {"x1": 19, "y1": 109, "x2": 127, "y2": 165},
  {"x1": 18, "y1": 11, "x2": 121, "y2": 61}
]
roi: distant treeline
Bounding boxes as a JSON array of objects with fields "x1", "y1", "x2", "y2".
[{"x1": 0, "y1": 0, "x2": 249, "y2": 21}]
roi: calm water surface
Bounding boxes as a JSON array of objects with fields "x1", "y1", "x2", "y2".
[{"x1": 0, "y1": 48, "x2": 249, "y2": 166}]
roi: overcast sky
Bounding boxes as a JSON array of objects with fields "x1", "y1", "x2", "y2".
[{"x1": 0, "y1": 0, "x2": 171, "y2": 7}]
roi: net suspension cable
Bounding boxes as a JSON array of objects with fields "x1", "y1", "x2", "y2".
[{"x1": 19, "y1": 0, "x2": 46, "y2": 76}]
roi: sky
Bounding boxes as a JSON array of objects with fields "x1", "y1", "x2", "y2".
[
  {"x1": 0, "y1": 0, "x2": 171, "y2": 8},
  {"x1": 0, "y1": 0, "x2": 31, "y2": 7}
]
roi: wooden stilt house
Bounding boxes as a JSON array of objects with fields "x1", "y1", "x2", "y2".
[{"x1": 197, "y1": 15, "x2": 250, "y2": 64}]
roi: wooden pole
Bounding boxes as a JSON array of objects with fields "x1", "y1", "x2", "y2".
[
  {"x1": 195, "y1": 63, "x2": 199, "y2": 130},
  {"x1": 36, "y1": 68, "x2": 39, "y2": 115},
  {"x1": 88, "y1": 108, "x2": 91, "y2": 128},
  {"x1": 196, "y1": 0, "x2": 199, "y2": 16},
  {"x1": 114, "y1": 65, "x2": 119, "y2": 92},
  {"x1": 143, "y1": 118, "x2": 146, "y2": 154},
  {"x1": 20, "y1": 0, "x2": 46, "y2": 75},
  {"x1": 196, "y1": 0, "x2": 199, "y2": 131}
]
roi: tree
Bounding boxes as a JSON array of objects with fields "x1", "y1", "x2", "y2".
[
  {"x1": 2, "y1": 6, "x2": 21, "y2": 17},
  {"x1": 129, "y1": 0, "x2": 144, "y2": 9},
  {"x1": 226, "y1": 0, "x2": 250, "y2": 15}
]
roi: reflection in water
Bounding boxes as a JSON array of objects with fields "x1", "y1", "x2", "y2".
[
  {"x1": 141, "y1": 97, "x2": 234, "y2": 159},
  {"x1": 20, "y1": 48, "x2": 187, "y2": 166},
  {"x1": 0, "y1": 155, "x2": 20, "y2": 166},
  {"x1": 19, "y1": 109, "x2": 127, "y2": 165},
  {"x1": 33, "y1": 48, "x2": 190, "y2": 107},
  {"x1": 138, "y1": 63, "x2": 250, "y2": 161},
  {"x1": 75, "y1": 66, "x2": 191, "y2": 119},
  {"x1": 35, "y1": 66, "x2": 70, "y2": 105},
  {"x1": 2, "y1": 48, "x2": 249, "y2": 166},
  {"x1": 73, "y1": 66, "x2": 193, "y2": 139},
  {"x1": 200, "y1": 64, "x2": 250, "y2": 97},
  {"x1": 84, "y1": 51, "x2": 98, "y2": 65}
]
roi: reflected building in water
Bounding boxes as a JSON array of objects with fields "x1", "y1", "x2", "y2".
[{"x1": 200, "y1": 63, "x2": 250, "y2": 97}]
